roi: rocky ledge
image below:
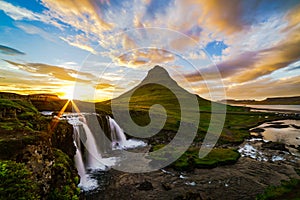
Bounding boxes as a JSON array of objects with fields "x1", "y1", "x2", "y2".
[{"x1": 0, "y1": 97, "x2": 80, "y2": 200}]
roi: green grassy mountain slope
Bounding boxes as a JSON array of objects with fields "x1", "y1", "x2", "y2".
[
  {"x1": 95, "y1": 66, "x2": 266, "y2": 145},
  {"x1": 96, "y1": 66, "x2": 211, "y2": 132}
]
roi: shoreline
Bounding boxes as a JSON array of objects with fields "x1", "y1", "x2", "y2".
[
  {"x1": 249, "y1": 107, "x2": 300, "y2": 114},
  {"x1": 227, "y1": 104, "x2": 300, "y2": 114}
]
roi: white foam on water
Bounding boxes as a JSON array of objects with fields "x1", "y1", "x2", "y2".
[
  {"x1": 185, "y1": 181, "x2": 196, "y2": 186},
  {"x1": 78, "y1": 174, "x2": 98, "y2": 191},
  {"x1": 113, "y1": 139, "x2": 147, "y2": 150},
  {"x1": 271, "y1": 155, "x2": 285, "y2": 162}
]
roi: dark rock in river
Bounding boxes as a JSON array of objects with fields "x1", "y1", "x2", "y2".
[
  {"x1": 161, "y1": 182, "x2": 174, "y2": 191},
  {"x1": 291, "y1": 124, "x2": 300, "y2": 129},
  {"x1": 267, "y1": 122, "x2": 284, "y2": 125},
  {"x1": 264, "y1": 124, "x2": 290, "y2": 129},
  {"x1": 251, "y1": 128, "x2": 265, "y2": 133},
  {"x1": 137, "y1": 180, "x2": 154, "y2": 191},
  {"x1": 262, "y1": 141, "x2": 289, "y2": 152}
]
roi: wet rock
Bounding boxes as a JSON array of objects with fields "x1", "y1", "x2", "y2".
[
  {"x1": 162, "y1": 182, "x2": 174, "y2": 191},
  {"x1": 137, "y1": 180, "x2": 154, "y2": 191},
  {"x1": 267, "y1": 122, "x2": 284, "y2": 125},
  {"x1": 251, "y1": 128, "x2": 265, "y2": 133},
  {"x1": 174, "y1": 192, "x2": 203, "y2": 200},
  {"x1": 291, "y1": 124, "x2": 300, "y2": 129},
  {"x1": 264, "y1": 124, "x2": 289, "y2": 129},
  {"x1": 185, "y1": 192, "x2": 203, "y2": 200},
  {"x1": 262, "y1": 142, "x2": 288, "y2": 152},
  {"x1": 51, "y1": 121, "x2": 76, "y2": 158}
]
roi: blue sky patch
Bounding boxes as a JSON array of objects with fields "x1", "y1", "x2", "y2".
[{"x1": 205, "y1": 41, "x2": 228, "y2": 57}]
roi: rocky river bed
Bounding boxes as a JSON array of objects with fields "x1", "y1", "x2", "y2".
[{"x1": 83, "y1": 156, "x2": 299, "y2": 200}]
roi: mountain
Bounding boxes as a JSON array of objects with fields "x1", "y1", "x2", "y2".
[
  {"x1": 95, "y1": 65, "x2": 240, "y2": 137},
  {"x1": 220, "y1": 96, "x2": 300, "y2": 105},
  {"x1": 96, "y1": 65, "x2": 212, "y2": 115}
]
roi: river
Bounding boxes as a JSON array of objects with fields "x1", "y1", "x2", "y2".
[{"x1": 231, "y1": 104, "x2": 300, "y2": 113}]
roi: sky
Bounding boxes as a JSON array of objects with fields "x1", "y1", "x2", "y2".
[{"x1": 0, "y1": 0, "x2": 300, "y2": 101}]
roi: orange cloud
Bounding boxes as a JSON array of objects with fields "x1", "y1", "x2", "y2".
[
  {"x1": 196, "y1": 0, "x2": 245, "y2": 34},
  {"x1": 184, "y1": 8, "x2": 300, "y2": 84},
  {"x1": 230, "y1": 26, "x2": 300, "y2": 82},
  {"x1": 95, "y1": 83, "x2": 114, "y2": 89},
  {"x1": 3, "y1": 60, "x2": 97, "y2": 83},
  {"x1": 116, "y1": 48, "x2": 174, "y2": 67},
  {"x1": 41, "y1": 0, "x2": 112, "y2": 34},
  {"x1": 225, "y1": 76, "x2": 300, "y2": 100}
]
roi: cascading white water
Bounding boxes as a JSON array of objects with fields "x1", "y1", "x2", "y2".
[
  {"x1": 62, "y1": 114, "x2": 146, "y2": 191},
  {"x1": 72, "y1": 122, "x2": 100, "y2": 190},
  {"x1": 73, "y1": 140, "x2": 87, "y2": 185},
  {"x1": 81, "y1": 123, "x2": 104, "y2": 169},
  {"x1": 108, "y1": 116, "x2": 147, "y2": 149},
  {"x1": 108, "y1": 116, "x2": 127, "y2": 148}
]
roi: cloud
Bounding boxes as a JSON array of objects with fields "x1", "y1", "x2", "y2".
[
  {"x1": 115, "y1": 48, "x2": 175, "y2": 68},
  {"x1": 185, "y1": 15, "x2": 300, "y2": 84},
  {"x1": 60, "y1": 35, "x2": 96, "y2": 54},
  {"x1": 287, "y1": 66, "x2": 300, "y2": 72},
  {"x1": 184, "y1": 51, "x2": 261, "y2": 82},
  {"x1": 225, "y1": 75, "x2": 300, "y2": 100},
  {"x1": 0, "y1": 67, "x2": 63, "y2": 95},
  {"x1": 0, "y1": 44, "x2": 25, "y2": 55},
  {"x1": 94, "y1": 82, "x2": 123, "y2": 92},
  {"x1": 0, "y1": 1, "x2": 61, "y2": 28},
  {"x1": 95, "y1": 83, "x2": 114, "y2": 89},
  {"x1": 41, "y1": 0, "x2": 112, "y2": 32},
  {"x1": 3, "y1": 60, "x2": 97, "y2": 83},
  {"x1": 196, "y1": 0, "x2": 246, "y2": 34},
  {"x1": 230, "y1": 28, "x2": 300, "y2": 82},
  {"x1": 14, "y1": 22, "x2": 56, "y2": 42}
]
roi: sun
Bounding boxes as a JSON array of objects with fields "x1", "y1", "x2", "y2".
[{"x1": 59, "y1": 86, "x2": 74, "y2": 100}]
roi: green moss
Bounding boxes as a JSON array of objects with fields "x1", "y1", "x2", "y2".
[
  {"x1": 171, "y1": 148, "x2": 240, "y2": 171},
  {"x1": 49, "y1": 149, "x2": 80, "y2": 200},
  {"x1": 256, "y1": 179, "x2": 300, "y2": 200},
  {"x1": 0, "y1": 160, "x2": 40, "y2": 200},
  {"x1": 0, "y1": 99, "x2": 38, "y2": 113},
  {"x1": 150, "y1": 146, "x2": 240, "y2": 171}
]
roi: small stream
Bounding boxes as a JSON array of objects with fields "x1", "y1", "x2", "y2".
[{"x1": 238, "y1": 119, "x2": 300, "y2": 163}]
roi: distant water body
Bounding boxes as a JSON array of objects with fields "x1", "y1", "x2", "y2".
[{"x1": 232, "y1": 104, "x2": 300, "y2": 113}]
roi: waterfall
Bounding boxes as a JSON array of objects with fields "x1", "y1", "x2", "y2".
[
  {"x1": 62, "y1": 113, "x2": 146, "y2": 190},
  {"x1": 73, "y1": 140, "x2": 87, "y2": 186},
  {"x1": 72, "y1": 122, "x2": 102, "y2": 190},
  {"x1": 81, "y1": 123, "x2": 104, "y2": 169},
  {"x1": 108, "y1": 116, "x2": 127, "y2": 148},
  {"x1": 73, "y1": 126, "x2": 88, "y2": 187}
]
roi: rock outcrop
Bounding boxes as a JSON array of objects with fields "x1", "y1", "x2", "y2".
[{"x1": 0, "y1": 98, "x2": 80, "y2": 199}]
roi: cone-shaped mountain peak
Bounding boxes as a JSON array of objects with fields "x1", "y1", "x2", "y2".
[
  {"x1": 107, "y1": 65, "x2": 210, "y2": 109},
  {"x1": 140, "y1": 65, "x2": 178, "y2": 86},
  {"x1": 147, "y1": 65, "x2": 169, "y2": 76}
]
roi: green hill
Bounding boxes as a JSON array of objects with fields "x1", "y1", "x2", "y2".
[
  {"x1": 96, "y1": 66, "x2": 209, "y2": 132},
  {"x1": 95, "y1": 66, "x2": 270, "y2": 145}
]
